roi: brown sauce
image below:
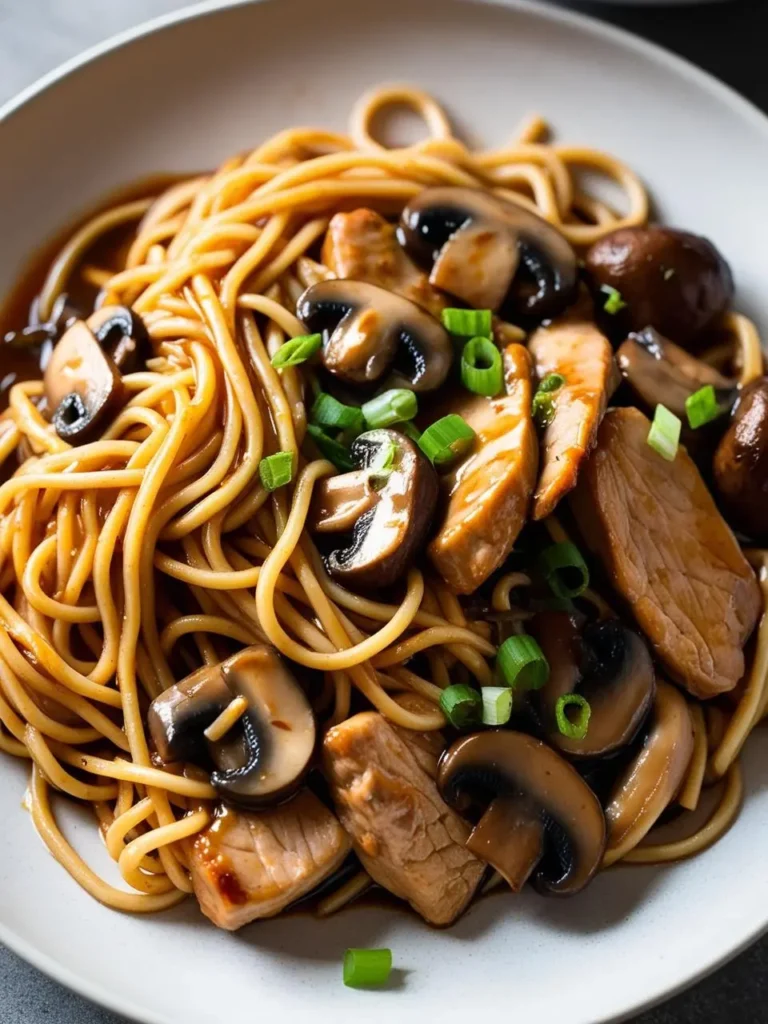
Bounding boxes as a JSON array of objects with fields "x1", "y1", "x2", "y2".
[{"x1": 0, "y1": 174, "x2": 188, "y2": 414}]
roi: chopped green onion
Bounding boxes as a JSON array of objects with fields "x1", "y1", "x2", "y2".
[
  {"x1": 555, "y1": 693, "x2": 591, "y2": 740},
  {"x1": 685, "y1": 384, "x2": 721, "y2": 430},
  {"x1": 271, "y1": 333, "x2": 322, "y2": 368},
  {"x1": 439, "y1": 684, "x2": 482, "y2": 729},
  {"x1": 361, "y1": 388, "x2": 418, "y2": 428},
  {"x1": 481, "y1": 686, "x2": 513, "y2": 727},
  {"x1": 647, "y1": 404, "x2": 681, "y2": 462},
  {"x1": 539, "y1": 542, "x2": 589, "y2": 600},
  {"x1": 311, "y1": 393, "x2": 364, "y2": 434},
  {"x1": 497, "y1": 635, "x2": 549, "y2": 692},
  {"x1": 460, "y1": 337, "x2": 503, "y2": 397},
  {"x1": 306, "y1": 424, "x2": 354, "y2": 471},
  {"x1": 441, "y1": 307, "x2": 493, "y2": 338},
  {"x1": 531, "y1": 374, "x2": 565, "y2": 429},
  {"x1": 258, "y1": 451, "x2": 294, "y2": 492},
  {"x1": 418, "y1": 414, "x2": 476, "y2": 468},
  {"x1": 601, "y1": 286, "x2": 627, "y2": 315},
  {"x1": 532, "y1": 392, "x2": 554, "y2": 428},
  {"x1": 343, "y1": 948, "x2": 392, "y2": 989},
  {"x1": 538, "y1": 373, "x2": 566, "y2": 394},
  {"x1": 398, "y1": 420, "x2": 422, "y2": 442},
  {"x1": 367, "y1": 438, "x2": 397, "y2": 486}
]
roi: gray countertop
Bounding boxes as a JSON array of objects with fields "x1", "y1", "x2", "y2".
[{"x1": 1, "y1": 0, "x2": 767, "y2": 1021}]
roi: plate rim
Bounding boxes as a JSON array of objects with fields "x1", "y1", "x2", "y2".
[{"x1": 2, "y1": 1, "x2": 768, "y2": 1021}]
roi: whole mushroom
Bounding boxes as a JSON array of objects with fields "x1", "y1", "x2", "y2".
[
  {"x1": 397, "y1": 186, "x2": 578, "y2": 321},
  {"x1": 585, "y1": 226, "x2": 734, "y2": 346},
  {"x1": 148, "y1": 644, "x2": 316, "y2": 808},
  {"x1": 307, "y1": 428, "x2": 438, "y2": 588},
  {"x1": 713, "y1": 376, "x2": 768, "y2": 541},
  {"x1": 438, "y1": 730, "x2": 606, "y2": 896},
  {"x1": 297, "y1": 279, "x2": 452, "y2": 392},
  {"x1": 529, "y1": 612, "x2": 656, "y2": 760}
]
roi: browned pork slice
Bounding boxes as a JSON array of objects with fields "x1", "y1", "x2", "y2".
[
  {"x1": 324, "y1": 712, "x2": 484, "y2": 925},
  {"x1": 529, "y1": 313, "x2": 618, "y2": 520},
  {"x1": 571, "y1": 406, "x2": 761, "y2": 699},
  {"x1": 189, "y1": 789, "x2": 350, "y2": 930},
  {"x1": 322, "y1": 208, "x2": 446, "y2": 318},
  {"x1": 428, "y1": 343, "x2": 538, "y2": 594}
]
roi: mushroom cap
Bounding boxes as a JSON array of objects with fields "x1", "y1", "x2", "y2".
[
  {"x1": 438, "y1": 730, "x2": 606, "y2": 896},
  {"x1": 397, "y1": 186, "x2": 578, "y2": 320},
  {"x1": 147, "y1": 644, "x2": 316, "y2": 810},
  {"x1": 617, "y1": 327, "x2": 735, "y2": 421},
  {"x1": 321, "y1": 428, "x2": 438, "y2": 588},
  {"x1": 604, "y1": 679, "x2": 695, "y2": 865},
  {"x1": 297, "y1": 279, "x2": 452, "y2": 392},
  {"x1": 530, "y1": 612, "x2": 656, "y2": 759},
  {"x1": 43, "y1": 319, "x2": 125, "y2": 442},
  {"x1": 714, "y1": 376, "x2": 768, "y2": 542},
  {"x1": 585, "y1": 226, "x2": 734, "y2": 346}
]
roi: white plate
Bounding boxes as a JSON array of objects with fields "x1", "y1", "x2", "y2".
[{"x1": 1, "y1": 1, "x2": 768, "y2": 1022}]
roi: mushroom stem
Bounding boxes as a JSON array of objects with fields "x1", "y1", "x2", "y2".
[
  {"x1": 466, "y1": 796, "x2": 544, "y2": 892},
  {"x1": 309, "y1": 470, "x2": 380, "y2": 533}
]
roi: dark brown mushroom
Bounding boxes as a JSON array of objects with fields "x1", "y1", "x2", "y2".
[
  {"x1": 86, "y1": 305, "x2": 150, "y2": 372},
  {"x1": 603, "y1": 680, "x2": 694, "y2": 866},
  {"x1": 1, "y1": 293, "x2": 78, "y2": 412},
  {"x1": 296, "y1": 280, "x2": 452, "y2": 392},
  {"x1": 617, "y1": 327, "x2": 736, "y2": 421},
  {"x1": 585, "y1": 226, "x2": 734, "y2": 346},
  {"x1": 397, "y1": 186, "x2": 578, "y2": 321},
  {"x1": 148, "y1": 644, "x2": 315, "y2": 809},
  {"x1": 529, "y1": 612, "x2": 656, "y2": 760},
  {"x1": 313, "y1": 428, "x2": 438, "y2": 588},
  {"x1": 438, "y1": 730, "x2": 606, "y2": 896},
  {"x1": 43, "y1": 319, "x2": 125, "y2": 442},
  {"x1": 713, "y1": 376, "x2": 768, "y2": 541}
]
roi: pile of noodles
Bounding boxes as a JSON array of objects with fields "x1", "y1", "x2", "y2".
[{"x1": 0, "y1": 84, "x2": 765, "y2": 915}]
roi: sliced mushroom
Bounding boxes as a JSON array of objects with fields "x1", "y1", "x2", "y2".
[
  {"x1": 148, "y1": 663, "x2": 229, "y2": 763},
  {"x1": 148, "y1": 644, "x2": 315, "y2": 808},
  {"x1": 617, "y1": 327, "x2": 735, "y2": 419},
  {"x1": 86, "y1": 305, "x2": 150, "y2": 372},
  {"x1": 1, "y1": 294, "x2": 80, "y2": 413},
  {"x1": 714, "y1": 377, "x2": 768, "y2": 542},
  {"x1": 308, "y1": 469, "x2": 380, "y2": 533},
  {"x1": 529, "y1": 612, "x2": 656, "y2": 759},
  {"x1": 585, "y1": 226, "x2": 734, "y2": 346},
  {"x1": 397, "y1": 186, "x2": 578, "y2": 320},
  {"x1": 43, "y1": 319, "x2": 125, "y2": 442},
  {"x1": 315, "y1": 429, "x2": 438, "y2": 588},
  {"x1": 438, "y1": 731, "x2": 606, "y2": 896},
  {"x1": 603, "y1": 680, "x2": 695, "y2": 865},
  {"x1": 297, "y1": 280, "x2": 452, "y2": 392}
]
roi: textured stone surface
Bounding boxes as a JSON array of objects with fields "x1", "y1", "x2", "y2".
[{"x1": 0, "y1": 0, "x2": 766, "y2": 1021}]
